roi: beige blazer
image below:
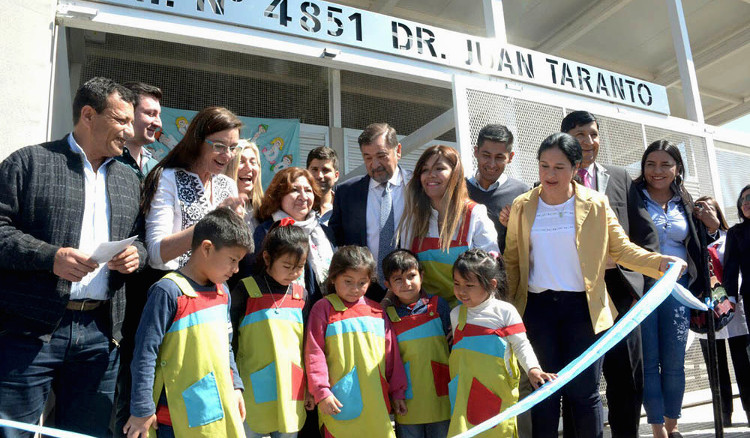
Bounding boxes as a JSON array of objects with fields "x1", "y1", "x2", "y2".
[{"x1": 504, "y1": 183, "x2": 663, "y2": 334}]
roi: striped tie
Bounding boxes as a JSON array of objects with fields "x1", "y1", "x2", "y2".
[{"x1": 377, "y1": 182, "x2": 395, "y2": 286}]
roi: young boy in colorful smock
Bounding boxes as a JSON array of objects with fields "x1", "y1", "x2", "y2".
[
  {"x1": 449, "y1": 249, "x2": 556, "y2": 438},
  {"x1": 305, "y1": 246, "x2": 408, "y2": 438},
  {"x1": 232, "y1": 219, "x2": 316, "y2": 438},
  {"x1": 124, "y1": 208, "x2": 251, "y2": 438},
  {"x1": 382, "y1": 249, "x2": 452, "y2": 438}
]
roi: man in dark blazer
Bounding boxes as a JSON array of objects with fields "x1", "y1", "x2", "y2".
[
  {"x1": 329, "y1": 123, "x2": 411, "y2": 302},
  {"x1": 561, "y1": 110, "x2": 659, "y2": 438},
  {"x1": 0, "y1": 77, "x2": 146, "y2": 437}
]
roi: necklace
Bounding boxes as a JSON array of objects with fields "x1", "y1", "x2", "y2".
[
  {"x1": 547, "y1": 198, "x2": 568, "y2": 218},
  {"x1": 264, "y1": 274, "x2": 291, "y2": 314}
]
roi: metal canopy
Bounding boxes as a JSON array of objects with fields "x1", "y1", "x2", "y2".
[{"x1": 331, "y1": 0, "x2": 750, "y2": 125}]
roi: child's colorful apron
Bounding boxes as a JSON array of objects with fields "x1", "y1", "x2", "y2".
[
  {"x1": 411, "y1": 202, "x2": 476, "y2": 308},
  {"x1": 150, "y1": 272, "x2": 244, "y2": 438},
  {"x1": 236, "y1": 277, "x2": 307, "y2": 434},
  {"x1": 386, "y1": 295, "x2": 451, "y2": 425},
  {"x1": 448, "y1": 304, "x2": 523, "y2": 438},
  {"x1": 320, "y1": 294, "x2": 395, "y2": 438}
]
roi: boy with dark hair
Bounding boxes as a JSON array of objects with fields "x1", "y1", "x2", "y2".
[
  {"x1": 113, "y1": 81, "x2": 165, "y2": 437},
  {"x1": 466, "y1": 124, "x2": 529, "y2": 253},
  {"x1": 306, "y1": 146, "x2": 339, "y2": 224},
  {"x1": 382, "y1": 249, "x2": 452, "y2": 438},
  {"x1": 124, "y1": 208, "x2": 253, "y2": 438}
]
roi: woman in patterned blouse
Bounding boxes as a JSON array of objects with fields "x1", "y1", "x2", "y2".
[{"x1": 141, "y1": 106, "x2": 246, "y2": 270}]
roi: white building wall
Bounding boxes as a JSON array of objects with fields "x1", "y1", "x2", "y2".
[{"x1": 0, "y1": 0, "x2": 58, "y2": 159}]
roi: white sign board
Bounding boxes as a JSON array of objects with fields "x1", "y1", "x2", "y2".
[{"x1": 91, "y1": 0, "x2": 670, "y2": 114}]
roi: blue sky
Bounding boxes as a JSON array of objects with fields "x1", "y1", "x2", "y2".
[{"x1": 722, "y1": 114, "x2": 750, "y2": 135}]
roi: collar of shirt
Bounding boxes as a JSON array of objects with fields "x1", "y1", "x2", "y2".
[
  {"x1": 369, "y1": 167, "x2": 404, "y2": 191},
  {"x1": 125, "y1": 145, "x2": 154, "y2": 169},
  {"x1": 468, "y1": 173, "x2": 507, "y2": 192},
  {"x1": 468, "y1": 295, "x2": 497, "y2": 313},
  {"x1": 401, "y1": 291, "x2": 428, "y2": 309},
  {"x1": 68, "y1": 133, "x2": 114, "y2": 170},
  {"x1": 67, "y1": 133, "x2": 113, "y2": 300},
  {"x1": 141, "y1": 146, "x2": 153, "y2": 161},
  {"x1": 585, "y1": 162, "x2": 597, "y2": 187},
  {"x1": 641, "y1": 187, "x2": 682, "y2": 207}
]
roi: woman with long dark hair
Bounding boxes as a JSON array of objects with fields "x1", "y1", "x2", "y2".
[
  {"x1": 142, "y1": 106, "x2": 244, "y2": 270},
  {"x1": 397, "y1": 145, "x2": 498, "y2": 307},
  {"x1": 635, "y1": 140, "x2": 711, "y2": 438},
  {"x1": 694, "y1": 195, "x2": 750, "y2": 428},
  {"x1": 504, "y1": 133, "x2": 684, "y2": 438},
  {"x1": 724, "y1": 184, "x2": 750, "y2": 426}
]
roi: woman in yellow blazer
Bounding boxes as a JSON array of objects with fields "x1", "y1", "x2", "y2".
[{"x1": 504, "y1": 133, "x2": 685, "y2": 438}]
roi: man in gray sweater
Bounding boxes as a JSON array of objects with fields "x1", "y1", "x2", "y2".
[
  {"x1": 465, "y1": 124, "x2": 530, "y2": 253},
  {"x1": 0, "y1": 77, "x2": 146, "y2": 437}
]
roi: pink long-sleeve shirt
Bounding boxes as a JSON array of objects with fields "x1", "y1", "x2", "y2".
[{"x1": 305, "y1": 295, "x2": 407, "y2": 404}]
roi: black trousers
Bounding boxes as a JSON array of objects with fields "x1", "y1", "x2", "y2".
[
  {"x1": 699, "y1": 335, "x2": 750, "y2": 415},
  {"x1": 524, "y1": 291, "x2": 604, "y2": 438},
  {"x1": 563, "y1": 325, "x2": 643, "y2": 438}
]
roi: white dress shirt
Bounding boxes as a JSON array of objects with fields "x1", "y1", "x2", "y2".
[
  {"x1": 366, "y1": 168, "x2": 407, "y2": 262},
  {"x1": 585, "y1": 162, "x2": 597, "y2": 189},
  {"x1": 68, "y1": 134, "x2": 111, "y2": 300},
  {"x1": 468, "y1": 173, "x2": 508, "y2": 192}
]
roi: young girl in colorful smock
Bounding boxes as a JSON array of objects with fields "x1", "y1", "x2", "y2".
[
  {"x1": 232, "y1": 219, "x2": 315, "y2": 438},
  {"x1": 305, "y1": 246, "x2": 408, "y2": 438},
  {"x1": 449, "y1": 249, "x2": 555, "y2": 437}
]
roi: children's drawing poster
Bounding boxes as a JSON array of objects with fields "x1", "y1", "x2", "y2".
[{"x1": 146, "y1": 106, "x2": 300, "y2": 189}]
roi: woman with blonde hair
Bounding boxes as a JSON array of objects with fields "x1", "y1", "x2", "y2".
[
  {"x1": 397, "y1": 145, "x2": 499, "y2": 307},
  {"x1": 225, "y1": 139, "x2": 264, "y2": 234}
]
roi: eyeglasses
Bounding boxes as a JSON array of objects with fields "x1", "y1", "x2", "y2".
[
  {"x1": 741, "y1": 194, "x2": 750, "y2": 204},
  {"x1": 205, "y1": 139, "x2": 238, "y2": 155}
]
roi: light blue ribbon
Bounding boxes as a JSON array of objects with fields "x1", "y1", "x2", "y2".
[
  {"x1": 456, "y1": 263, "x2": 704, "y2": 437},
  {"x1": 0, "y1": 419, "x2": 94, "y2": 438}
]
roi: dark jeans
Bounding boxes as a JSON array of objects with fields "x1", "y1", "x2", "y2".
[
  {"x1": 524, "y1": 291, "x2": 604, "y2": 438},
  {"x1": 156, "y1": 424, "x2": 175, "y2": 438},
  {"x1": 700, "y1": 335, "x2": 750, "y2": 414},
  {"x1": 113, "y1": 267, "x2": 166, "y2": 438},
  {"x1": 0, "y1": 306, "x2": 119, "y2": 438}
]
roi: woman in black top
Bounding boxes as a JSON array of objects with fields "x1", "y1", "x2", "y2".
[{"x1": 724, "y1": 184, "x2": 750, "y2": 330}]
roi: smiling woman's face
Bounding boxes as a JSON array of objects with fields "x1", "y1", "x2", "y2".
[
  {"x1": 192, "y1": 128, "x2": 240, "y2": 177},
  {"x1": 420, "y1": 154, "x2": 453, "y2": 207},
  {"x1": 643, "y1": 150, "x2": 678, "y2": 193},
  {"x1": 280, "y1": 175, "x2": 314, "y2": 221},
  {"x1": 740, "y1": 188, "x2": 750, "y2": 220},
  {"x1": 237, "y1": 147, "x2": 259, "y2": 197}
]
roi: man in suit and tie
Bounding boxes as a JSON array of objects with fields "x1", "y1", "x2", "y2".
[
  {"x1": 329, "y1": 123, "x2": 411, "y2": 302},
  {"x1": 561, "y1": 110, "x2": 659, "y2": 438}
]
